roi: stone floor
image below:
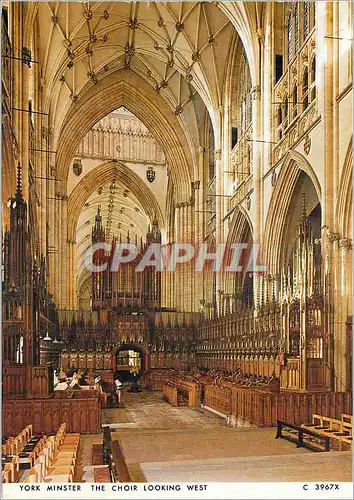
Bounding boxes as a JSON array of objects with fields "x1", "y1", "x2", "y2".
[
  {"x1": 78, "y1": 388, "x2": 352, "y2": 482},
  {"x1": 105, "y1": 389, "x2": 228, "y2": 430}
]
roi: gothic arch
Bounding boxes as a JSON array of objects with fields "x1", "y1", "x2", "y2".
[
  {"x1": 67, "y1": 161, "x2": 165, "y2": 243},
  {"x1": 226, "y1": 205, "x2": 254, "y2": 246},
  {"x1": 218, "y1": 2, "x2": 259, "y2": 86},
  {"x1": 55, "y1": 71, "x2": 194, "y2": 203},
  {"x1": 115, "y1": 342, "x2": 149, "y2": 372},
  {"x1": 263, "y1": 150, "x2": 321, "y2": 274},
  {"x1": 336, "y1": 137, "x2": 353, "y2": 238},
  {"x1": 223, "y1": 206, "x2": 254, "y2": 299}
]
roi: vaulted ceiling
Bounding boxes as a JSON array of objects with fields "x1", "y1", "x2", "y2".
[
  {"x1": 37, "y1": 2, "x2": 234, "y2": 111},
  {"x1": 24, "y1": 1, "x2": 262, "y2": 299},
  {"x1": 32, "y1": 0, "x2": 239, "y2": 169}
]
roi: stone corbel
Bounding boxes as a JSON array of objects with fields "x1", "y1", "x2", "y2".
[
  {"x1": 251, "y1": 85, "x2": 261, "y2": 101},
  {"x1": 255, "y1": 28, "x2": 264, "y2": 45},
  {"x1": 327, "y1": 232, "x2": 340, "y2": 243}
]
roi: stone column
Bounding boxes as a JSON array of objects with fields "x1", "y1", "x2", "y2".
[
  {"x1": 48, "y1": 184, "x2": 56, "y2": 299},
  {"x1": 13, "y1": 3, "x2": 28, "y2": 201},
  {"x1": 335, "y1": 238, "x2": 353, "y2": 391},
  {"x1": 251, "y1": 85, "x2": 262, "y2": 310},
  {"x1": 72, "y1": 241, "x2": 78, "y2": 310},
  {"x1": 180, "y1": 202, "x2": 186, "y2": 311},
  {"x1": 323, "y1": 2, "x2": 334, "y2": 230},
  {"x1": 56, "y1": 195, "x2": 63, "y2": 307},
  {"x1": 215, "y1": 148, "x2": 222, "y2": 313},
  {"x1": 20, "y1": 56, "x2": 29, "y2": 202},
  {"x1": 174, "y1": 204, "x2": 181, "y2": 310},
  {"x1": 40, "y1": 128, "x2": 50, "y2": 259},
  {"x1": 192, "y1": 180, "x2": 201, "y2": 312},
  {"x1": 60, "y1": 195, "x2": 69, "y2": 309}
]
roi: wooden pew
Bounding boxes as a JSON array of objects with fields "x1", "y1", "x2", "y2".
[
  {"x1": 341, "y1": 413, "x2": 352, "y2": 425},
  {"x1": 276, "y1": 420, "x2": 330, "y2": 452},
  {"x1": 301, "y1": 413, "x2": 352, "y2": 450}
]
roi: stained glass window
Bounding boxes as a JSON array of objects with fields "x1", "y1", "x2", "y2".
[
  {"x1": 287, "y1": 11, "x2": 293, "y2": 63},
  {"x1": 303, "y1": 69, "x2": 309, "y2": 110},
  {"x1": 311, "y1": 1, "x2": 316, "y2": 29},
  {"x1": 304, "y1": 0, "x2": 309, "y2": 38},
  {"x1": 294, "y1": 4, "x2": 299, "y2": 54},
  {"x1": 293, "y1": 84, "x2": 298, "y2": 118},
  {"x1": 311, "y1": 57, "x2": 316, "y2": 101}
]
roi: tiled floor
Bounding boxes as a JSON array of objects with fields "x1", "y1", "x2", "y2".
[{"x1": 78, "y1": 388, "x2": 352, "y2": 482}]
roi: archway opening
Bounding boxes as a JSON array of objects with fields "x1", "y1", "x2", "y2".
[{"x1": 115, "y1": 343, "x2": 146, "y2": 383}]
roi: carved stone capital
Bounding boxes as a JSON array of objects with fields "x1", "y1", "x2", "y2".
[
  {"x1": 192, "y1": 180, "x2": 200, "y2": 190},
  {"x1": 339, "y1": 238, "x2": 352, "y2": 250}
]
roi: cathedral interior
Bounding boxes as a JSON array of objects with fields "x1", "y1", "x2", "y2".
[{"x1": 1, "y1": 1, "x2": 353, "y2": 485}]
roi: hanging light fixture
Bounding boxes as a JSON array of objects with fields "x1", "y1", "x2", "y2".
[{"x1": 43, "y1": 331, "x2": 52, "y2": 342}]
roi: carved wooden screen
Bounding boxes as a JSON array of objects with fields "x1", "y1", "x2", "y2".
[
  {"x1": 289, "y1": 300, "x2": 300, "y2": 357},
  {"x1": 306, "y1": 299, "x2": 327, "y2": 391}
]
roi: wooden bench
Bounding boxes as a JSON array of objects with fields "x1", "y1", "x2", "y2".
[
  {"x1": 341, "y1": 414, "x2": 353, "y2": 425},
  {"x1": 276, "y1": 420, "x2": 330, "y2": 452},
  {"x1": 301, "y1": 413, "x2": 352, "y2": 450}
]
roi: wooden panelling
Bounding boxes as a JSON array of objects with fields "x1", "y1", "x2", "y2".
[
  {"x1": 3, "y1": 365, "x2": 53, "y2": 398},
  {"x1": 2, "y1": 397, "x2": 101, "y2": 435},
  {"x1": 61, "y1": 350, "x2": 112, "y2": 372},
  {"x1": 2, "y1": 365, "x2": 26, "y2": 397},
  {"x1": 230, "y1": 388, "x2": 352, "y2": 427},
  {"x1": 204, "y1": 385, "x2": 232, "y2": 415}
]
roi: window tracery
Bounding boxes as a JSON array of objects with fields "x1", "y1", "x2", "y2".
[
  {"x1": 294, "y1": 3, "x2": 299, "y2": 55},
  {"x1": 287, "y1": 10, "x2": 293, "y2": 63},
  {"x1": 304, "y1": 0, "x2": 309, "y2": 38},
  {"x1": 292, "y1": 84, "x2": 298, "y2": 119},
  {"x1": 302, "y1": 68, "x2": 309, "y2": 111},
  {"x1": 286, "y1": 2, "x2": 315, "y2": 66},
  {"x1": 310, "y1": 57, "x2": 316, "y2": 101}
]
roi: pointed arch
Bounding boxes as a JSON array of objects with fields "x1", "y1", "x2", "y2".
[
  {"x1": 67, "y1": 161, "x2": 165, "y2": 243},
  {"x1": 226, "y1": 204, "x2": 254, "y2": 246},
  {"x1": 263, "y1": 150, "x2": 321, "y2": 274},
  {"x1": 55, "y1": 70, "x2": 194, "y2": 203},
  {"x1": 223, "y1": 206, "x2": 254, "y2": 304},
  {"x1": 336, "y1": 137, "x2": 353, "y2": 238}
]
